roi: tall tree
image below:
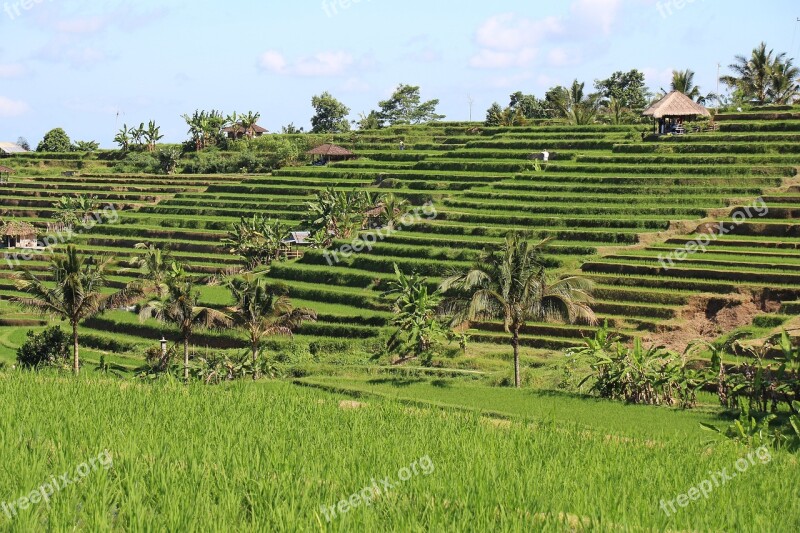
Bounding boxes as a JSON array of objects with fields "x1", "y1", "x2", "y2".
[
  {"x1": 378, "y1": 84, "x2": 445, "y2": 126},
  {"x1": 595, "y1": 70, "x2": 650, "y2": 123},
  {"x1": 440, "y1": 233, "x2": 596, "y2": 387},
  {"x1": 311, "y1": 92, "x2": 351, "y2": 133},
  {"x1": 13, "y1": 246, "x2": 140, "y2": 374},
  {"x1": 36, "y1": 128, "x2": 72, "y2": 152},
  {"x1": 767, "y1": 57, "x2": 800, "y2": 104},
  {"x1": 127, "y1": 243, "x2": 174, "y2": 297},
  {"x1": 139, "y1": 265, "x2": 231, "y2": 381},
  {"x1": 226, "y1": 275, "x2": 316, "y2": 367},
  {"x1": 546, "y1": 81, "x2": 602, "y2": 125},
  {"x1": 720, "y1": 42, "x2": 795, "y2": 104},
  {"x1": 671, "y1": 69, "x2": 702, "y2": 100}
]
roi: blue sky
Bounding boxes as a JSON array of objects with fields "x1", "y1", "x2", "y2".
[{"x1": 0, "y1": 0, "x2": 798, "y2": 147}]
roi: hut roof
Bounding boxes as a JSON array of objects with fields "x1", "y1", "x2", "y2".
[
  {"x1": 0, "y1": 165, "x2": 14, "y2": 173},
  {"x1": 306, "y1": 144, "x2": 354, "y2": 157},
  {"x1": 0, "y1": 142, "x2": 28, "y2": 155},
  {"x1": 0, "y1": 220, "x2": 36, "y2": 237},
  {"x1": 222, "y1": 124, "x2": 268, "y2": 134},
  {"x1": 643, "y1": 91, "x2": 711, "y2": 119},
  {"x1": 283, "y1": 231, "x2": 312, "y2": 245}
]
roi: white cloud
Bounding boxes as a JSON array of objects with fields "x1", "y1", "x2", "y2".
[
  {"x1": 0, "y1": 96, "x2": 29, "y2": 117},
  {"x1": 470, "y1": 0, "x2": 623, "y2": 70},
  {"x1": 259, "y1": 51, "x2": 287, "y2": 73},
  {"x1": 259, "y1": 50, "x2": 355, "y2": 77}
]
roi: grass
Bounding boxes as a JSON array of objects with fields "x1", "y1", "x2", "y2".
[{"x1": 0, "y1": 372, "x2": 798, "y2": 531}]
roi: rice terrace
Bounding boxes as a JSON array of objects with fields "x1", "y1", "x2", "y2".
[{"x1": 1, "y1": 1, "x2": 800, "y2": 531}]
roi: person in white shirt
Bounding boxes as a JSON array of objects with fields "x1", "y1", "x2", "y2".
[{"x1": 542, "y1": 149, "x2": 550, "y2": 163}]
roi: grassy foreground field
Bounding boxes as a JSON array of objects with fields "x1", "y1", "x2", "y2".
[{"x1": 0, "y1": 372, "x2": 797, "y2": 531}]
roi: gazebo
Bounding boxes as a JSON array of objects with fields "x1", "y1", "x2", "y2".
[
  {"x1": 0, "y1": 165, "x2": 13, "y2": 183},
  {"x1": 306, "y1": 144, "x2": 356, "y2": 165},
  {"x1": 643, "y1": 91, "x2": 711, "y2": 135},
  {"x1": 0, "y1": 221, "x2": 37, "y2": 249}
]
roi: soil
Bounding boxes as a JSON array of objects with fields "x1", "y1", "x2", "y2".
[{"x1": 643, "y1": 289, "x2": 783, "y2": 353}]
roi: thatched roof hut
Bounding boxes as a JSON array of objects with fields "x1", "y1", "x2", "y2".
[
  {"x1": 307, "y1": 144, "x2": 355, "y2": 157},
  {"x1": 1, "y1": 220, "x2": 36, "y2": 248},
  {"x1": 307, "y1": 143, "x2": 357, "y2": 164},
  {"x1": 1, "y1": 220, "x2": 35, "y2": 238},
  {"x1": 643, "y1": 91, "x2": 711, "y2": 119}
]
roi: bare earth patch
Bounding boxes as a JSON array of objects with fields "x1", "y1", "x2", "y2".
[{"x1": 644, "y1": 289, "x2": 782, "y2": 352}]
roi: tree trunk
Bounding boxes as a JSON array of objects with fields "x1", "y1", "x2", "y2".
[
  {"x1": 512, "y1": 327, "x2": 521, "y2": 388},
  {"x1": 72, "y1": 321, "x2": 80, "y2": 375},
  {"x1": 183, "y1": 336, "x2": 190, "y2": 382}
]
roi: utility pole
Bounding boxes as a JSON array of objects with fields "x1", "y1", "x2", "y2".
[{"x1": 467, "y1": 94, "x2": 474, "y2": 122}]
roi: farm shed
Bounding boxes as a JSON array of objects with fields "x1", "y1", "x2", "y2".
[
  {"x1": 306, "y1": 144, "x2": 357, "y2": 164},
  {"x1": 0, "y1": 221, "x2": 37, "y2": 249},
  {"x1": 643, "y1": 91, "x2": 711, "y2": 135}
]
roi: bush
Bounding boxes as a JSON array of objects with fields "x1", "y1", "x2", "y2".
[{"x1": 16, "y1": 326, "x2": 71, "y2": 368}]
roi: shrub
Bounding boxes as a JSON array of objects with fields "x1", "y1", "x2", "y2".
[{"x1": 16, "y1": 326, "x2": 71, "y2": 368}]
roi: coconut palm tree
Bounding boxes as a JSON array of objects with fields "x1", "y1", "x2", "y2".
[
  {"x1": 127, "y1": 243, "x2": 173, "y2": 297},
  {"x1": 547, "y1": 80, "x2": 601, "y2": 125},
  {"x1": 768, "y1": 57, "x2": 800, "y2": 104},
  {"x1": 721, "y1": 42, "x2": 775, "y2": 103},
  {"x1": 226, "y1": 275, "x2": 316, "y2": 369},
  {"x1": 440, "y1": 233, "x2": 597, "y2": 388},
  {"x1": 13, "y1": 246, "x2": 140, "y2": 374},
  {"x1": 671, "y1": 69, "x2": 702, "y2": 100},
  {"x1": 139, "y1": 265, "x2": 231, "y2": 381}
]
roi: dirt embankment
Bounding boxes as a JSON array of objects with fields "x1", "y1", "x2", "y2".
[{"x1": 643, "y1": 289, "x2": 785, "y2": 353}]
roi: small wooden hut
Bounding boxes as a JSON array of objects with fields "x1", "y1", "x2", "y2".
[
  {"x1": 307, "y1": 144, "x2": 357, "y2": 165},
  {"x1": 1, "y1": 221, "x2": 37, "y2": 249},
  {"x1": 643, "y1": 91, "x2": 711, "y2": 135}
]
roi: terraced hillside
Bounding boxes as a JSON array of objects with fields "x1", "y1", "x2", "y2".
[{"x1": 1, "y1": 112, "x2": 798, "y2": 360}]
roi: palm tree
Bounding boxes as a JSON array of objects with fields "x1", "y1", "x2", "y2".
[
  {"x1": 440, "y1": 233, "x2": 597, "y2": 388},
  {"x1": 671, "y1": 69, "x2": 702, "y2": 100},
  {"x1": 13, "y1": 246, "x2": 140, "y2": 374},
  {"x1": 139, "y1": 265, "x2": 232, "y2": 381},
  {"x1": 548, "y1": 80, "x2": 601, "y2": 125},
  {"x1": 721, "y1": 42, "x2": 775, "y2": 103},
  {"x1": 226, "y1": 275, "x2": 316, "y2": 368},
  {"x1": 768, "y1": 57, "x2": 800, "y2": 104},
  {"x1": 127, "y1": 243, "x2": 173, "y2": 297}
]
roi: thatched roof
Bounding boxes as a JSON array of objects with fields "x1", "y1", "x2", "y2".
[
  {"x1": 0, "y1": 165, "x2": 14, "y2": 173},
  {"x1": 222, "y1": 124, "x2": 268, "y2": 134},
  {"x1": 643, "y1": 91, "x2": 711, "y2": 119},
  {"x1": 0, "y1": 220, "x2": 36, "y2": 237},
  {"x1": 306, "y1": 144, "x2": 354, "y2": 157}
]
